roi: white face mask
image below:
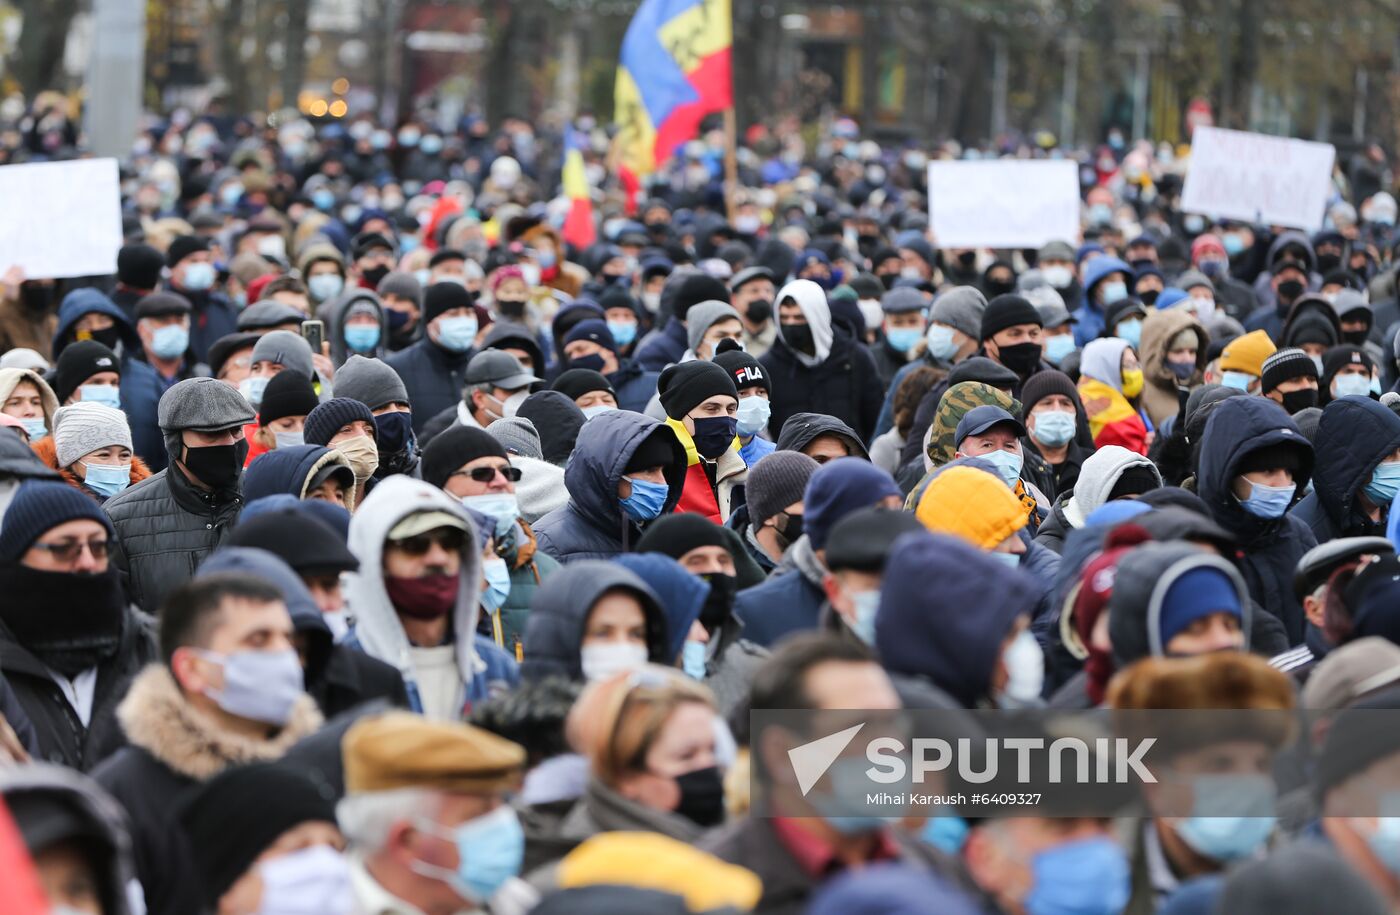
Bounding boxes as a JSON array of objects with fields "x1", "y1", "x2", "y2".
[
  {"x1": 999, "y1": 629, "x2": 1044, "y2": 705},
  {"x1": 254, "y1": 844, "x2": 353, "y2": 915},
  {"x1": 580, "y1": 641, "x2": 648, "y2": 682},
  {"x1": 501, "y1": 390, "x2": 529, "y2": 418}
]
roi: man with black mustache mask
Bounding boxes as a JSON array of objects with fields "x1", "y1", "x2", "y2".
[
  {"x1": 0, "y1": 481, "x2": 158, "y2": 770},
  {"x1": 105, "y1": 377, "x2": 255, "y2": 614},
  {"x1": 978, "y1": 293, "x2": 1048, "y2": 395}
]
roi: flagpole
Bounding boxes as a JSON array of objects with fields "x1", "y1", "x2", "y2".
[{"x1": 723, "y1": 106, "x2": 739, "y2": 223}]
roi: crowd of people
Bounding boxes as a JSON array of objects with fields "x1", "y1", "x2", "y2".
[{"x1": 4, "y1": 99, "x2": 1400, "y2": 915}]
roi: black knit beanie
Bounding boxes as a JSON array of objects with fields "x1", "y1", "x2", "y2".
[
  {"x1": 657, "y1": 361, "x2": 738, "y2": 419},
  {"x1": 422, "y1": 425, "x2": 508, "y2": 488},
  {"x1": 635, "y1": 512, "x2": 730, "y2": 559},
  {"x1": 625, "y1": 427, "x2": 680, "y2": 473},
  {"x1": 257, "y1": 370, "x2": 320, "y2": 426}
]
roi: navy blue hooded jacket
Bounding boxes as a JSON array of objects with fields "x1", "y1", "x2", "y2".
[
  {"x1": 614, "y1": 553, "x2": 707, "y2": 664},
  {"x1": 241, "y1": 445, "x2": 354, "y2": 505},
  {"x1": 633, "y1": 317, "x2": 689, "y2": 372},
  {"x1": 1197, "y1": 397, "x2": 1316, "y2": 644},
  {"x1": 532, "y1": 411, "x2": 686, "y2": 563},
  {"x1": 875, "y1": 531, "x2": 1041, "y2": 708},
  {"x1": 520, "y1": 561, "x2": 669, "y2": 681},
  {"x1": 1292, "y1": 396, "x2": 1400, "y2": 543},
  {"x1": 53, "y1": 289, "x2": 167, "y2": 471},
  {"x1": 606, "y1": 358, "x2": 662, "y2": 415}
]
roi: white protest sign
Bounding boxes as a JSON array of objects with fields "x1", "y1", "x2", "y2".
[
  {"x1": 926, "y1": 159, "x2": 1080, "y2": 249},
  {"x1": 1180, "y1": 127, "x2": 1335, "y2": 232},
  {"x1": 0, "y1": 158, "x2": 123, "y2": 279}
]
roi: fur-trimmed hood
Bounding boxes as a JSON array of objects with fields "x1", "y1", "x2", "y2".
[{"x1": 116, "y1": 664, "x2": 323, "y2": 781}]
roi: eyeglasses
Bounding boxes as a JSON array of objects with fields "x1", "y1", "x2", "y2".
[
  {"x1": 451, "y1": 465, "x2": 523, "y2": 484},
  {"x1": 390, "y1": 528, "x2": 466, "y2": 555},
  {"x1": 31, "y1": 539, "x2": 109, "y2": 563}
]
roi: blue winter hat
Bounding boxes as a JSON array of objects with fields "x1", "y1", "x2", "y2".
[
  {"x1": 804, "y1": 457, "x2": 901, "y2": 550},
  {"x1": 0, "y1": 480, "x2": 114, "y2": 561},
  {"x1": 614, "y1": 553, "x2": 709, "y2": 663},
  {"x1": 1084, "y1": 500, "x2": 1154, "y2": 528},
  {"x1": 303, "y1": 397, "x2": 376, "y2": 447},
  {"x1": 1158, "y1": 567, "x2": 1243, "y2": 646}
]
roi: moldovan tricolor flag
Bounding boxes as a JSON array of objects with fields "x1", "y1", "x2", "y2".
[{"x1": 614, "y1": 0, "x2": 732, "y2": 177}]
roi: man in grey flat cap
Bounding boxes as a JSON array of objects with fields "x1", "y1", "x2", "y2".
[{"x1": 104, "y1": 377, "x2": 256, "y2": 613}]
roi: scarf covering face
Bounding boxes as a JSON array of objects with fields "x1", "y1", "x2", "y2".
[{"x1": 0, "y1": 563, "x2": 125, "y2": 677}]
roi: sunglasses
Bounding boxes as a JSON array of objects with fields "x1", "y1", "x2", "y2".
[
  {"x1": 32, "y1": 539, "x2": 109, "y2": 563},
  {"x1": 391, "y1": 528, "x2": 467, "y2": 556},
  {"x1": 451, "y1": 465, "x2": 523, "y2": 484}
]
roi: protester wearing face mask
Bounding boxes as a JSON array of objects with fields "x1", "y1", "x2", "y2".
[
  {"x1": 1260, "y1": 347, "x2": 1321, "y2": 415},
  {"x1": 682, "y1": 301, "x2": 745, "y2": 362},
  {"x1": 423, "y1": 425, "x2": 560, "y2": 655},
  {"x1": 1020, "y1": 370, "x2": 1091, "y2": 498},
  {"x1": 978, "y1": 294, "x2": 1047, "y2": 392},
  {"x1": 868, "y1": 287, "x2": 927, "y2": 387},
  {"x1": 51, "y1": 340, "x2": 123, "y2": 415},
  {"x1": 1189, "y1": 233, "x2": 1256, "y2": 320},
  {"x1": 375, "y1": 270, "x2": 425, "y2": 352},
  {"x1": 93, "y1": 575, "x2": 324, "y2": 915},
  {"x1": 349, "y1": 232, "x2": 397, "y2": 291},
  {"x1": 1108, "y1": 653, "x2": 1293, "y2": 912},
  {"x1": 656, "y1": 362, "x2": 746, "y2": 525},
  {"x1": 1294, "y1": 393, "x2": 1400, "y2": 543},
  {"x1": 383, "y1": 283, "x2": 488, "y2": 434},
  {"x1": 337, "y1": 712, "x2": 530, "y2": 915},
  {"x1": 1078, "y1": 337, "x2": 1151, "y2": 454},
  {"x1": 132, "y1": 292, "x2": 194, "y2": 388},
  {"x1": 0, "y1": 481, "x2": 158, "y2": 772},
  {"x1": 950, "y1": 405, "x2": 1047, "y2": 526},
  {"x1": 164, "y1": 235, "x2": 238, "y2": 365},
  {"x1": 533, "y1": 411, "x2": 685, "y2": 563},
  {"x1": 305, "y1": 396, "x2": 380, "y2": 508},
  {"x1": 963, "y1": 815, "x2": 1130, "y2": 915},
  {"x1": 816, "y1": 507, "x2": 924, "y2": 649},
  {"x1": 1034, "y1": 444, "x2": 1162, "y2": 555},
  {"x1": 46, "y1": 403, "x2": 147, "y2": 503},
  {"x1": 1105, "y1": 296, "x2": 1149, "y2": 351},
  {"x1": 0, "y1": 366, "x2": 58, "y2": 444},
  {"x1": 1246, "y1": 234, "x2": 1318, "y2": 339},
  {"x1": 521, "y1": 560, "x2": 671, "y2": 683},
  {"x1": 1139, "y1": 307, "x2": 1209, "y2": 427},
  {"x1": 551, "y1": 369, "x2": 620, "y2": 421},
  {"x1": 1074, "y1": 255, "x2": 1134, "y2": 346},
  {"x1": 728, "y1": 266, "x2": 777, "y2": 357},
  {"x1": 331, "y1": 355, "x2": 420, "y2": 480},
  {"x1": 178, "y1": 762, "x2": 350, "y2": 915},
  {"x1": 327, "y1": 289, "x2": 389, "y2": 365},
  {"x1": 300, "y1": 243, "x2": 347, "y2": 307},
  {"x1": 599, "y1": 286, "x2": 644, "y2": 358},
  {"x1": 1133, "y1": 264, "x2": 1165, "y2": 306},
  {"x1": 713, "y1": 349, "x2": 776, "y2": 466},
  {"x1": 1320, "y1": 344, "x2": 1380, "y2": 405},
  {"x1": 104, "y1": 377, "x2": 255, "y2": 613}
]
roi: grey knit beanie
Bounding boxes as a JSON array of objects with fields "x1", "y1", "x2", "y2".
[
  {"x1": 333, "y1": 355, "x2": 410, "y2": 411},
  {"x1": 53, "y1": 402, "x2": 132, "y2": 468},
  {"x1": 250, "y1": 330, "x2": 315, "y2": 378},
  {"x1": 488, "y1": 416, "x2": 544, "y2": 461},
  {"x1": 929, "y1": 286, "x2": 987, "y2": 340},
  {"x1": 685, "y1": 301, "x2": 742, "y2": 355},
  {"x1": 747, "y1": 450, "x2": 820, "y2": 528}
]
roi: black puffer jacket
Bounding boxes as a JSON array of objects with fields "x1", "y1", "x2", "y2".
[
  {"x1": 760, "y1": 327, "x2": 884, "y2": 443},
  {"x1": 385, "y1": 335, "x2": 475, "y2": 436},
  {"x1": 1291, "y1": 396, "x2": 1400, "y2": 543},
  {"x1": 1197, "y1": 396, "x2": 1317, "y2": 644},
  {"x1": 104, "y1": 465, "x2": 244, "y2": 614},
  {"x1": 0, "y1": 603, "x2": 156, "y2": 771}
]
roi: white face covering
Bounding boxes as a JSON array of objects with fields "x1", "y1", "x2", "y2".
[
  {"x1": 998, "y1": 629, "x2": 1045, "y2": 705},
  {"x1": 580, "y1": 641, "x2": 648, "y2": 682},
  {"x1": 254, "y1": 845, "x2": 353, "y2": 915}
]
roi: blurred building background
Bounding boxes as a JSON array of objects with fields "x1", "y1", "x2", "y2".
[{"x1": 2, "y1": 0, "x2": 1399, "y2": 149}]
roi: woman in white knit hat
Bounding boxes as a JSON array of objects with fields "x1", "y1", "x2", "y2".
[{"x1": 49, "y1": 402, "x2": 150, "y2": 503}]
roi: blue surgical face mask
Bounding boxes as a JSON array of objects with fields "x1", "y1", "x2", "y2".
[
  {"x1": 1221, "y1": 370, "x2": 1256, "y2": 392},
  {"x1": 311, "y1": 188, "x2": 336, "y2": 211},
  {"x1": 926, "y1": 323, "x2": 959, "y2": 362},
  {"x1": 194, "y1": 647, "x2": 304, "y2": 726},
  {"x1": 607, "y1": 320, "x2": 638, "y2": 348},
  {"x1": 1365, "y1": 460, "x2": 1400, "y2": 506},
  {"x1": 812, "y1": 757, "x2": 896, "y2": 835},
  {"x1": 274, "y1": 431, "x2": 305, "y2": 450},
  {"x1": 1114, "y1": 317, "x2": 1142, "y2": 349},
  {"x1": 481, "y1": 557, "x2": 512, "y2": 611},
  {"x1": 1043, "y1": 333, "x2": 1076, "y2": 366},
  {"x1": 435, "y1": 315, "x2": 478, "y2": 353},
  {"x1": 151, "y1": 324, "x2": 190, "y2": 359},
  {"x1": 581, "y1": 404, "x2": 617, "y2": 420},
  {"x1": 461, "y1": 493, "x2": 520, "y2": 538},
  {"x1": 921, "y1": 811, "x2": 969, "y2": 855},
  {"x1": 989, "y1": 550, "x2": 1022, "y2": 570},
  {"x1": 682, "y1": 640, "x2": 707, "y2": 679},
  {"x1": 79, "y1": 384, "x2": 121, "y2": 410},
  {"x1": 1336, "y1": 373, "x2": 1373, "y2": 398},
  {"x1": 82, "y1": 461, "x2": 130, "y2": 498},
  {"x1": 20, "y1": 416, "x2": 47, "y2": 441},
  {"x1": 1373, "y1": 375, "x2": 1384, "y2": 396},
  {"x1": 181, "y1": 261, "x2": 216, "y2": 291},
  {"x1": 1239, "y1": 478, "x2": 1296, "y2": 518},
  {"x1": 1030, "y1": 409, "x2": 1075, "y2": 447},
  {"x1": 307, "y1": 273, "x2": 343, "y2": 302},
  {"x1": 885, "y1": 326, "x2": 923, "y2": 353},
  {"x1": 1223, "y1": 234, "x2": 1246, "y2": 256},
  {"x1": 239, "y1": 376, "x2": 269, "y2": 409},
  {"x1": 736, "y1": 396, "x2": 771, "y2": 438},
  {"x1": 849, "y1": 590, "x2": 879, "y2": 645},
  {"x1": 620, "y1": 476, "x2": 669, "y2": 521},
  {"x1": 410, "y1": 806, "x2": 524, "y2": 903},
  {"x1": 974, "y1": 448, "x2": 1024, "y2": 489},
  {"x1": 1024, "y1": 836, "x2": 1131, "y2": 915},
  {"x1": 1173, "y1": 773, "x2": 1277, "y2": 862},
  {"x1": 1100, "y1": 281, "x2": 1128, "y2": 305},
  {"x1": 344, "y1": 324, "x2": 380, "y2": 352},
  {"x1": 415, "y1": 268, "x2": 432, "y2": 287}
]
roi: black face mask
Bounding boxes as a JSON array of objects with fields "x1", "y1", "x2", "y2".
[
  {"x1": 879, "y1": 272, "x2": 899, "y2": 290},
  {"x1": 496, "y1": 298, "x2": 528, "y2": 320},
  {"x1": 995, "y1": 341, "x2": 1043, "y2": 378},
  {"x1": 690, "y1": 416, "x2": 737, "y2": 460},
  {"x1": 19, "y1": 283, "x2": 53, "y2": 312},
  {"x1": 775, "y1": 511, "x2": 804, "y2": 549},
  {"x1": 744, "y1": 298, "x2": 773, "y2": 325},
  {"x1": 1342, "y1": 329, "x2": 1371, "y2": 346},
  {"x1": 783, "y1": 323, "x2": 816, "y2": 356},
  {"x1": 181, "y1": 440, "x2": 248, "y2": 491},
  {"x1": 1281, "y1": 388, "x2": 1319, "y2": 414},
  {"x1": 361, "y1": 265, "x2": 390, "y2": 287},
  {"x1": 957, "y1": 251, "x2": 976, "y2": 267},
  {"x1": 672, "y1": 766, "x2": 726, "y2": 826},
  {"x1": 1316, "y1": 253, "x2": 1342, "y2": 274},
  {"x1": 0, "y1": 563, "x2": 125, "y2": 678},
  {"x1": 699, "y1": 573, "x2": 738, "y2": 633},
  {"x1": 1139, "y1": 289, "x2": 1160, "y2": 306},
  {"x1": 89, "y1": 326, "x2": 123, "y2": 351},
  {"x1": 570, "y1": 353, "x2": 608, "y2": 374},
  {"x1": 984, "y1": 279, "x2": 1015, "y2": 298},
  {"x1": 1277, "y1": 279, "x2": 1306, "y2": 305}
]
